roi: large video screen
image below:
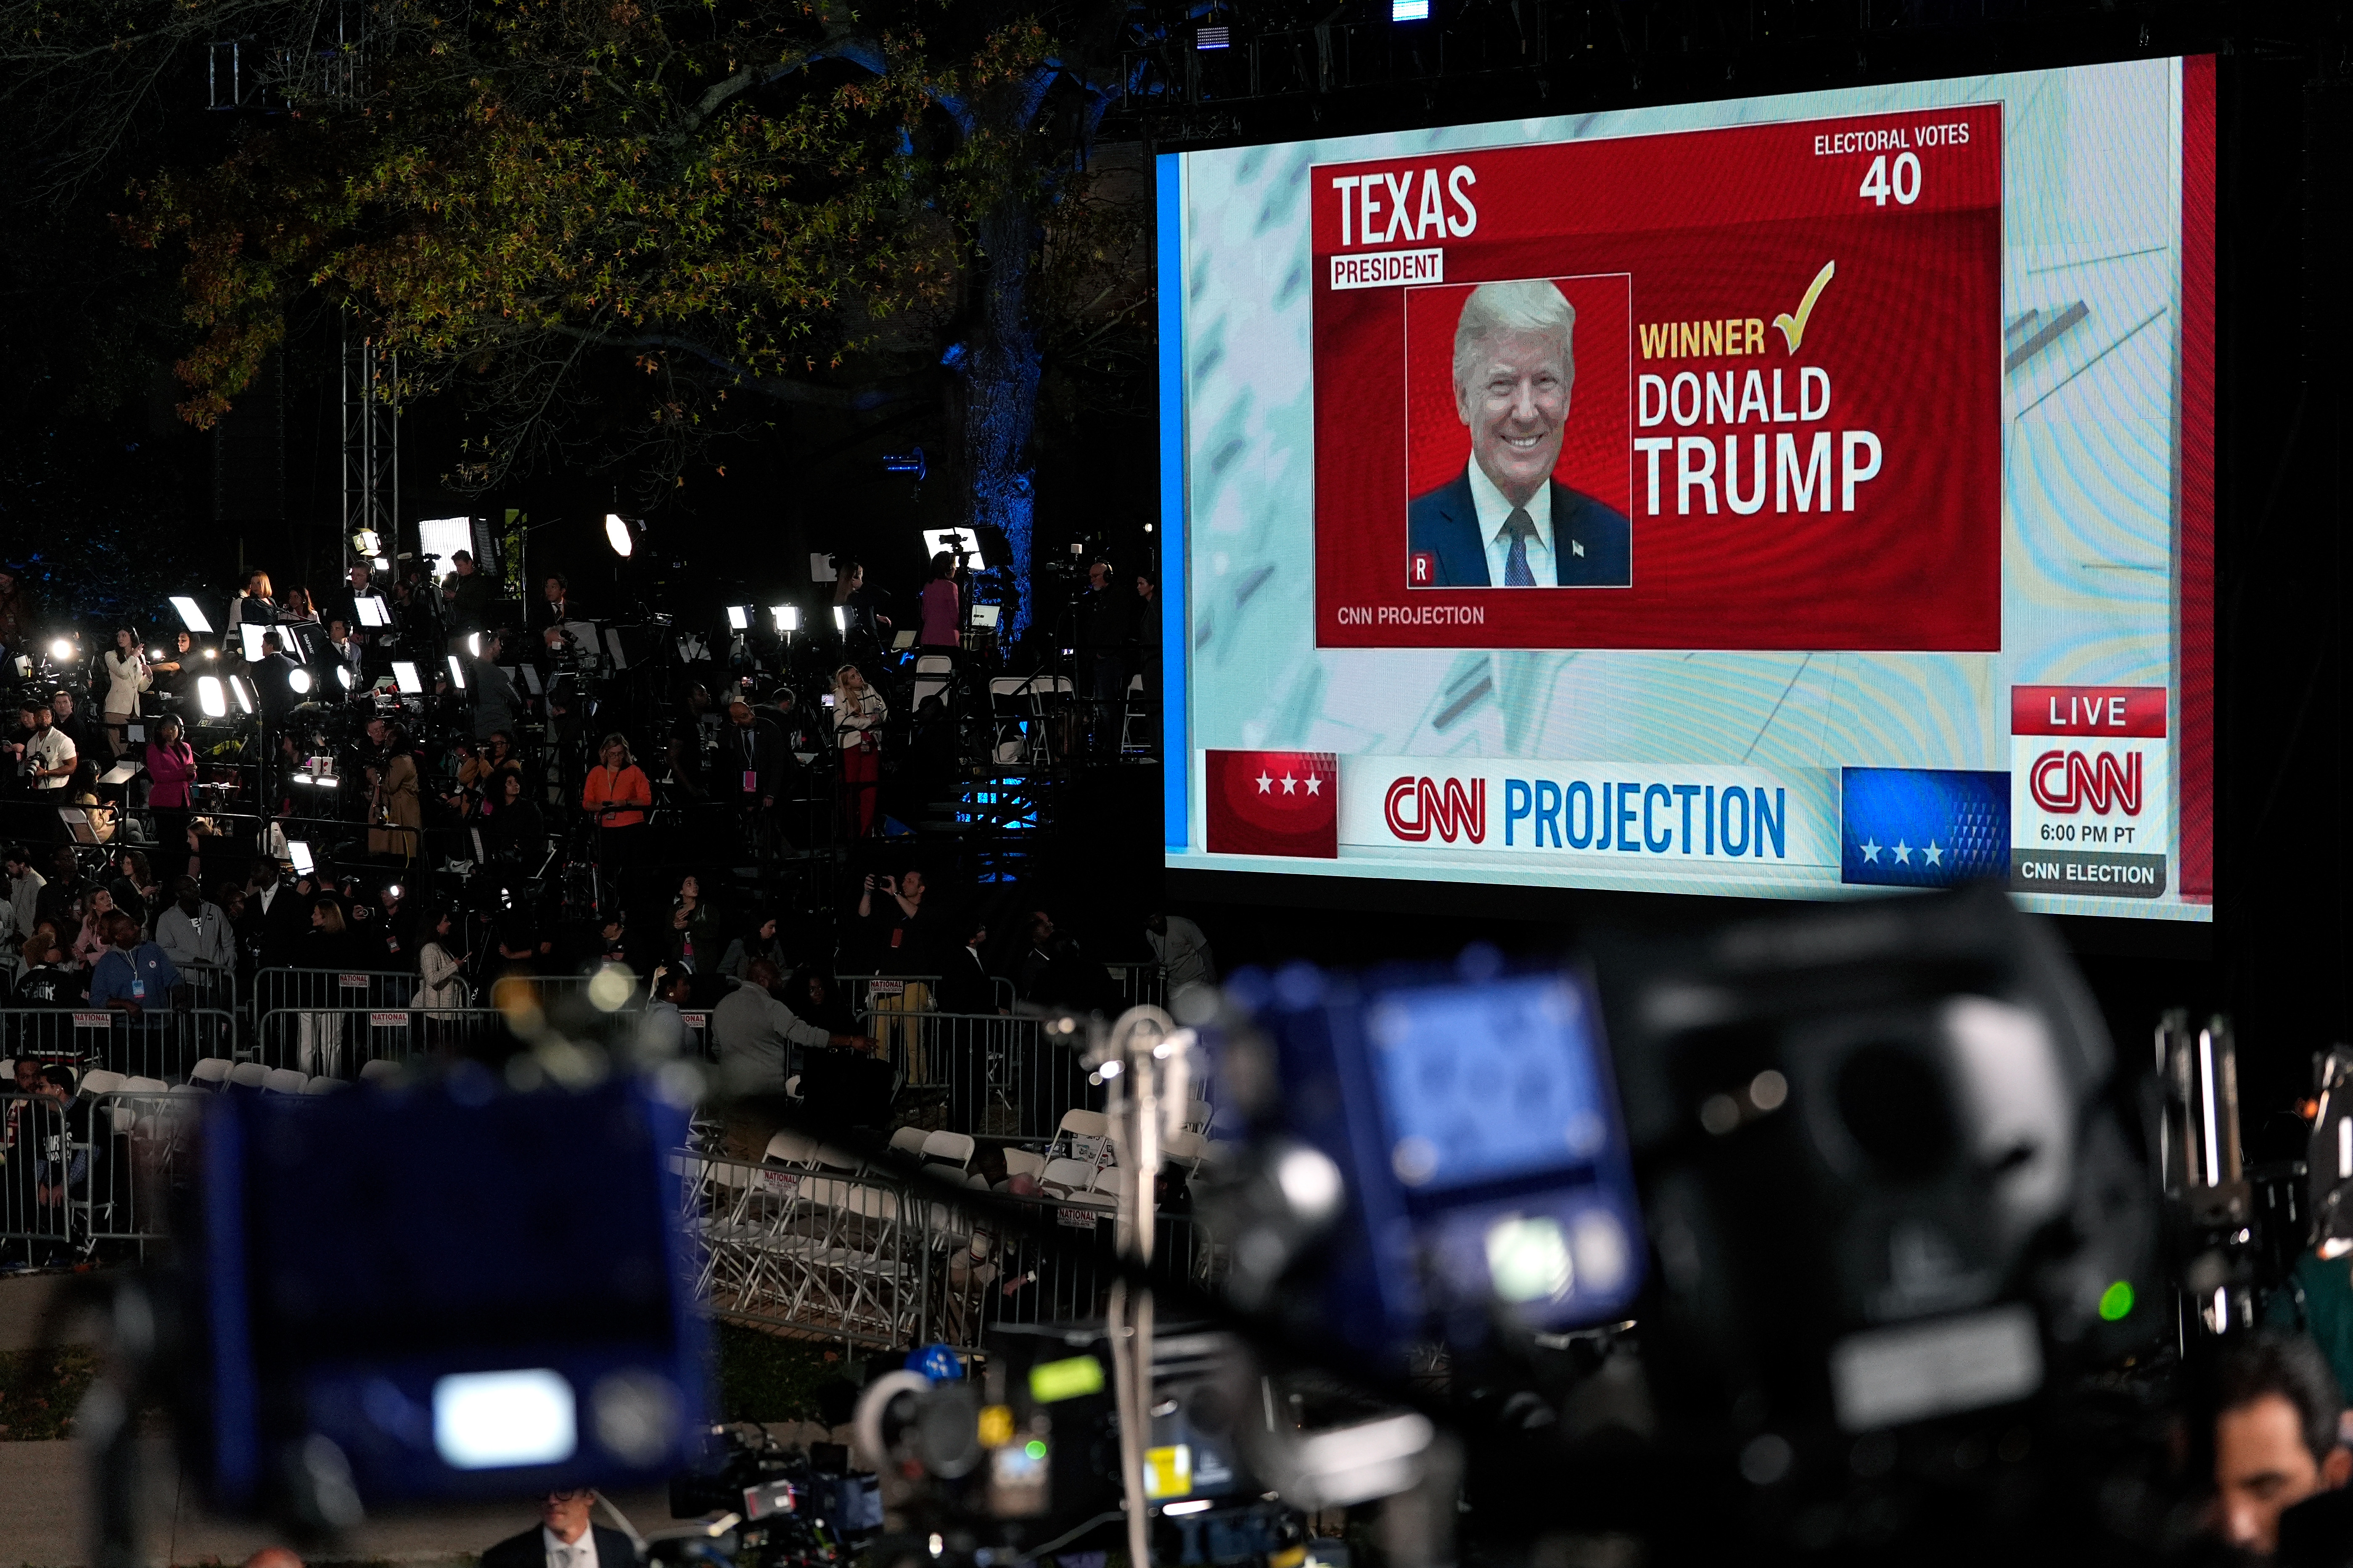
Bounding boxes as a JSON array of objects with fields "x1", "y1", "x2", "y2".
[{"x1": 1158, "y1": 57, "x2": 2213, "y2": 922}]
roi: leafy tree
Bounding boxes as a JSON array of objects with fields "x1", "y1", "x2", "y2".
[{"x1": 3, "y1": 0, "x2": 1144, "y2": 633}]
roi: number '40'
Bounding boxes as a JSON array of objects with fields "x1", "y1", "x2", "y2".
[{"x1": 1859, "y1": 152, "x2": 1922, "y2": 206}]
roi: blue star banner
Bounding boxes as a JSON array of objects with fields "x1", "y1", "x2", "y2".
[{"x1": 1840, "y1": 768, "x2": 2010, "y2": 888}]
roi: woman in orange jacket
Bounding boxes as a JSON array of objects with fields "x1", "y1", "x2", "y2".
[{"x1": 582, "y1": 732, "x2": 652, "y2": 888}]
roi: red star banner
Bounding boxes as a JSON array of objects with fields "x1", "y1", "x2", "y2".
[{"x1": 1206, "y1": 751, "x2": 1340, "y2": 858}]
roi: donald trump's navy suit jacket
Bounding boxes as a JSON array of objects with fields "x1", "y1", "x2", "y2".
[{"x1": 1406, "y1": 469, "x2": 1632, "y2": 588}]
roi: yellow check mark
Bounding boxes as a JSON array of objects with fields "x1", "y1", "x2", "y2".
[{"x1": 1772, "y1": 260, "x2": 1837, "y2": 354}]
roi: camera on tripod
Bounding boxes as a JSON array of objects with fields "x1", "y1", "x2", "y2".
[{"x1": 660, "y1": 1425, "x2": 882, "y2": 1568}]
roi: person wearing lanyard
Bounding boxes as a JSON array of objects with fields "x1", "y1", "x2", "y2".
[
  {"x1": 668, "y1": 873, "x2": 714, "y2": 971},
  {"x1": 87, "y1": 912, "x2": 184, "y2": 1077}
]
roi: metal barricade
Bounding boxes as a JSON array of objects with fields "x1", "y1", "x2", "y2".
[
  {"x1": 945, "y1": 1202, "x2": 1212, "y2": 1347},
  {"x1": 77, "y1": 1086, "x2": 208, "y2": 1254},
  {"x1": 844, "y1": 975, "x2": 937, "y2": 1014},
  {"x1": 249, "y1": 966, "x2": 616, "y2": 1013},
  {"x1": 669, "y1": 1145, "x2": 1218, "y2": 1353},
  {"x1": 256, "y1": 1006, "x2": 512, "y2": 1078},
  {"x1": 859, "y1": 1011, "x2": 1101, "y2": 1139},
  {"x1": 837, "y1": 975, "x2": 1014, "y2": 1015},
  {"x1": 0, "y1": 1091, "x2": 74, "y2": 1264},
  {"x1": 178, "y1": 962, "x2": 240, "y2": 1019},
  {"x1": 859, "y1": 979, "x2": 935, "y2": 1072},
  {"x1": 253, "y1": 967, "x2": 422, "y2": 1016},
  {"x1": 0, "y1": 1008, "x2": 238, "y2": 1081},
  {"x1": 478, "y1": 972, "x2": 608, "y2": 1011},
  {"x1": 1102, "y1": 962, "x2": 1167, "y2": 1013},
  {"x1": 672, "y1": 1151, "x2": 931, "y2": 1349},
  {"x1": 252, "y1": 966, "x2": 607, "y2": 1018},
  {"x1": 679, "y1": 1008, "x2": 716, "y2": 1063}
]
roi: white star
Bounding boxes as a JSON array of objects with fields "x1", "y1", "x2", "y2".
[
  {"x1": 1256, "y1": 772, "x2": 1272, "y2": 794},
  {"x1": 1304, "y1": 774, "x2": 1322, "y2": 795},
  {"x1": 1923, "y1": 840, "x2": 1943, "y2": 866},
  {"x1": 1281, "y1": 774, "x2": 1297, "y2": 795},
  {"x1": 1860, "y1": 838, "x2": 1881, "y2": 863},
  {"x1": 1892, "y1": 840, "x2": 1911, "y2": 864}
]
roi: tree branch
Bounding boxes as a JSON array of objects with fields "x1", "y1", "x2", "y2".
[{"x1": 671, "y1": 24, "x2": 894, "y2": 138}]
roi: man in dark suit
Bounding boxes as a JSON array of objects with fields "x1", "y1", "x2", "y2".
[
  {"x1": 480, "y1": 1485, "x2": 635, "y2": 1568},
  {"x1": 251, "y1": 632, "x2": 307, "y2": 719},
  {"x1": 1407, "y1": 278, "x2": 1632, "y2": 589},
  {"x1": 934, "y1": 913, "x2": 999, "y2": 1014}
]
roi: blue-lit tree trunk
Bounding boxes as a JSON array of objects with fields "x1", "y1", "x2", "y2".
[{"x1": 960, "y1": 192, "x2": 1041, "y2": 639}]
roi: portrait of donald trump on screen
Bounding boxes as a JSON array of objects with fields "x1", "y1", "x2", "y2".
[{"x1": 1407, "y1": 279, "x2": 1632, "y2": 589}]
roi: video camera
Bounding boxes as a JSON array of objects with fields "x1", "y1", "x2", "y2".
[
  {"x1": 663, "y1": 1424, "x2": 883, "y2": 1568},
  {"x1": 95, "y1": 887, "x2": 2263, "y2": 1567}
]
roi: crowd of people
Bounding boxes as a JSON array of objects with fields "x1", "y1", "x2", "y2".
[{"x1": 0, "y1": 548, "x2": 1184, "y2": 1058}]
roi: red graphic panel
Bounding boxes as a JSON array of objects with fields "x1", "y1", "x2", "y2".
[
  {"x1": 1313, "y1": 105, "x2": 2002, "y2": 650},
  {"x1": 2010, "y1": 686, "x2": 2168, "y2": 738},
  {"x1": 1206, "y1": 751, "x2": 1339, "y2": 858}
]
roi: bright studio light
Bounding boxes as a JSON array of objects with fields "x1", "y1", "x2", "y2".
[
  {"x1": 446, "y1": 655, "x2": 467, "y2": 690},
  {"x1": 772, "y1": 605, "x2": 796, "y2": 634},
  {"x1": 288, "y1": 667, "x2": 312, "y2": 695},
  {"x1": 604, "y1": 514, "x2": 634, "y2": 558},
  {"x1": 48, "y1": 638, "x2": 73, "y2": 661},
  {"x1": 334, "y1": 665, "x2": 355, "y2": 692},
  {"x1": 831, "y1": 606, "x2": 846, "y2": 633},
  {"x1": 169, "y1": 596, "x2": 214, "y2": 634},
  {"x1": 351, "y1": 528, "x2": 382, "y2": 557},
  {"x1": 196, "y1": 676, "x2": 227, "y2": 719},
  {"x1": 726, "y1": 606, "x2": 750, "y2": 631},
  {"x1": 229, "y1": 676, "x2": 256, "y2": 715}
]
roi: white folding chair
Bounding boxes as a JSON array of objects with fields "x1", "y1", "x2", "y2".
[
  {"x1": 304, "y1": 1076, "x2": 349, "y2": 1094},
  {"x1": 80, "y1": 1069, "x2": 128, "y2": 1097},
  {"x1": 1181, "y1": 1098, "x2": 1213, "y2": 1133},
  {"x1": 1162, "y1": 1129, "x2": 1211, "y2": 1175},
  {"x1": 989, "y1": 675, "x2": 1054, "y2": 765},
  {"x1": 1121, "y1": 672, "x2": 1150, "y2": 755},
  {"x1": 263, "y1": 1068, "x2": 309, "y2": 1095},
  {"x1": 124, "y1": 1077, "x2": 168, "y2": 1094},
  {"x1": 920, "y1": 1130, "x2": 976, "y2": 1173},
  {"x1": 189, "y1": 1057, "x2": 234, "y2": 1090},
  {"x1": 765, "y1": 1128, "x2": 824, "y2": 1168},
  {"x1": 227, "y1": 1061, "x2": 269, "y2": 1090},
  {"x1": 359, "y1": 1058, "x2": 402, "y2": 1083},
  {"x1": 915, "y1": 654, "x2": 954, "y2": 676},
  {"x1": 888, "y1": 1126, "x2": 929, "y2": 1158},
  {"x1": 1004, "y1": 1148, "x2": 1048, "y2": 1182},
  {"x1": 1050, "y1": 1108, "x2": 1111, "y2": 1164},
  {"x1": 1040, "y1": 1157, "x2": 1113, "y2": 1202}
]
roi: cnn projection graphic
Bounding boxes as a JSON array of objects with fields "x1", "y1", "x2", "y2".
[
  {"x1": 1312, "y1": 106, "x2": 2001, "y2": 650},
  {"x1": 1161, "y1": 56, "x2": 2213, "y2": 922}
]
